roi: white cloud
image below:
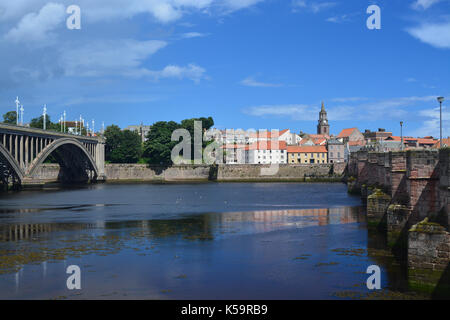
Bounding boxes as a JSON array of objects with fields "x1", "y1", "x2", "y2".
[
  {"x1": 4, "y1": 2, "x2": 65, "y2": 43},
  {"x1": 59, "y1": 39, "x2": 168, "y2": 77},
  {"x1": 55, "y1": 39, "x2": 209, "y2": 82},
  {"x1": 181, "y1": 32, "x2": 209, "y2": 38},
  {"x1": 142, "y1": 64, "x2": 207, "y2": 82},
  {"x1": 292, "y1": 0, "x2": 337, "y2": 13},
  {"x1": 0, "y1": 0, "x2": 263, "y2": 25},
  {"x1": 222, "y1": 0, "x2": 264, "y2": 11},
  {"x1": 243, "y1": 96, "x2": 440, "y2": 122},
  {"x1": 407, "y1": 22, "x2": 450, "y2": 49},
  {"x1": 406, "y1": 77, "x2": 417, "y2": 82},
  {"x1": 240, "y1": 76, "x2": 283, "y2": 87},
  {"x1": 411, "y1": 0, "x2": 441, "y2": 10},
  {"x1": 244, "y1": 104, "x2": 316, "y2": 120},
  {"x1": 414, "y1": 106, "x2": 450, "y2": 137}
]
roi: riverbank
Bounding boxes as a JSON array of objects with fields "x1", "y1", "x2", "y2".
[{"x1": 104, "y1": 163, "x2": 346, "y2": 183}]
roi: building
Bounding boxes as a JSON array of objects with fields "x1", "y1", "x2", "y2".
[
  {"x1": 344, "y1": 140, "x2": 366, "y2": 162},
  {"x1": 287, "y1": 145, "x2": 327, "y2": 164},
  {"x1": 317, "y1": 102, "x2": 330, "y2": 136},
  {"x1": 327, "y1": 138, "x2": 345, "y2": 163},
  {"x1": 126, "y1": 124, "x2": 151, "y2": 142},
  {"x1": 248, "y1": 141, "x2": 287, "y2": 164},
  {"x1": 222, "y1": 144, "x2": 247, "y2": 164},
  {"x1": 337, "y1": 127, "x2": 364, "y2": 144},
  {"x1": 433, "y1": 138, "x2": 450, "y2": 148},
  {"x1": 305, "y1": 134, "x2": 328, "y2": 145},
  {"x1": 222, "y1": 141, "x2": 288, "y2": 164},
  {"x1": 363, "y1": 128, "x2": 392, "y2": 143},
  {"x1": 206, "y1": 128, "x2": 301, "y2": 146},
  {"x1": 385, "y1": 136, "x2": 438, "y2": 149},
  {"x1": 66, "y1": 121, "x2": 83, "y2": 135}
]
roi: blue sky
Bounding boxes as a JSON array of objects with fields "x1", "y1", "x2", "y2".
[{"x1": 0, "y1": 0, "x2": 449, "y2": 137}]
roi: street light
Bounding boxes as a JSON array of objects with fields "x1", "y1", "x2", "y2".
[
  {"x1": 400, "y1": 121, "x2": 404, "y2": 151},
  {"x1": 63, "y1": 110, "x2": 66, "y2": 133},
  {"x1": 20, "y1": 105, "x2": 24, "y2": 125},
  {"x1": 15, "y1": 97, "x2": 20, "y2": 125},
  {"x1": 437, "y1": 97, "x2": 444, "y2": 148},
  {"x1": 43, "y1": 104, "x2": 47, "y2": 130}
]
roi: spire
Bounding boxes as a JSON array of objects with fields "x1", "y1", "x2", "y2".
[{"x1": 321, "y1": 101, "x2": 325, "y2": 112}]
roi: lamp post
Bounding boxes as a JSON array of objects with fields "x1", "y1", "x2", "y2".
[
  {"x1": 20, "y1": 105, "x2": 24, "y2": 125},
  {"x1": 63, "y1": 110, "x2": 66, "y2": 133},
  {"x1": 437, "y1": 97, "x2": 444, "y2": 148},
  {"x1": 43, "y1": 104, "x2": 47, "y2": 130},
  {"x1": 15, "y1": 97, "x2": 20, "y2": 125},
  {"x1": 400, "y1": 121, "x2": 404, "y2": 151}
]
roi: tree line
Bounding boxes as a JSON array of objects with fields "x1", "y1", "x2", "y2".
[{"x1": 104, "y1": 117, "x2": 214, "y2": 164}]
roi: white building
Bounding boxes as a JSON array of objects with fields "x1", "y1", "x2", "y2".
[{"x1": 247, "y1": 141, "x2": 288, "y2": 164}]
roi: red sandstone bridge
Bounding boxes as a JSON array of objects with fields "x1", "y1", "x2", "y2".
[{"x1": 0, "y1": 123, "x2": 105, "y2": 187}]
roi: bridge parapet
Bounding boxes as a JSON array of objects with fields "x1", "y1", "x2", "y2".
[{"x1": 0, "y1": 123, "x2": 105, "y2": 186}]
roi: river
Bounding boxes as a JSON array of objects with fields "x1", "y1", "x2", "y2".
[{"x1": 0, "y1": 182, "x2": 426, "y2": 299}]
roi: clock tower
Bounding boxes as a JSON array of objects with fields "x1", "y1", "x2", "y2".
[{"x1": 317, "y1": 101, "x2": 330, "y2": 135}]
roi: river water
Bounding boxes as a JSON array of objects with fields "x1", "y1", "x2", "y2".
[{"x1": 0, "y1": 182, "x2": 426, "y2": 299}]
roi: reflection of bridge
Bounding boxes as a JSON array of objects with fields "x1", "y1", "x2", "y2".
[{"x1": 0, "y1": 123, "x2": 105, "y2": 186}]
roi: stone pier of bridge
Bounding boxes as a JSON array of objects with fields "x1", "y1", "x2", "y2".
[{"x1": 347, "y1": 149, "x2": 450, "y2": 296}]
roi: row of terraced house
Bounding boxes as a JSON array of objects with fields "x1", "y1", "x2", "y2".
[{"x1": 204, "y1": 102, "x2": 442, "y2": 165}]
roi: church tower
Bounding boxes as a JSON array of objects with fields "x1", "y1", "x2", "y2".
[{"x1": 317, "y1": 101, "x2": 330, "y2": 135}]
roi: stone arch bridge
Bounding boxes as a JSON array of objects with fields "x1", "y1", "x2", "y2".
[{"x1": 0, "y1": 123, "x2": 105, "y2": 187}]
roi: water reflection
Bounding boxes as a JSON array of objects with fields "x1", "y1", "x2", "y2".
[
  {"x1": 0, "y1": 207, "x2": 365, "y2": 243},
  {"x1": 0, "y1": 183, "x2": 427, "y2": 299}
]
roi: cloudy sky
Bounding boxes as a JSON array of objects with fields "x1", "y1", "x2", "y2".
[{"x1": 0, "y1": 0, "x2": 449, "y2": 137}]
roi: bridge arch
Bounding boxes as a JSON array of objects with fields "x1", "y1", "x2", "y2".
[
  {"x1": 0, "y1": 143, "x2": 24, "y2": 183},
  {"x1": 26, "y1": 138, "x2": 99, "y2": 182}
]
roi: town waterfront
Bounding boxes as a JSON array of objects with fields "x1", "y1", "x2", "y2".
[{"x1": 0, "y1": 183, "x2": 427, "y2": 299}]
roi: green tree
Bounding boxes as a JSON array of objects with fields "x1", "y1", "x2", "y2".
[
  {"x1": 180, "y1": 117, "x2": 215, "y2": 161},
  {"x1": 143, "y1": 121, "x2": 181, "y2": 164},
  {"x1": 104, "y1": 125, "x2": 142, "y2": 163},
  {"x1": 143, "y1": 117, "x2": 215, "y2": 165},
  {"x1": 29, "y1": 115, "x2": 59, "y2": 131},
  {"x1": 2, "y1": 111, "x2": 17, "y2": 124}
]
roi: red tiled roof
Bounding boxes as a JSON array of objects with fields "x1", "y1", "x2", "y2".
[
  {"x1": 313, "y1": 138, "x2": 327, "y2": 145},
  {"x1": 308, "y1": 134, "x2": 329, "y2": 139},
  {"x1": 417, "y1": 138, "x2": 438, "y2": 145},
  {"x1": 248, "y1": 129, "x2": 289, "y2": 139},
  {"x1": 249, "y1": 141, "x2": 287, "y2": 150},
  {"x1": 385, "y1": 136, "x2": 418, "y2": 142},
  {"x1": 348, "y1": 140, "x2": 365, "y2": 146},
  {"x1": 385, "y1": 136, "x2": 437, "y2": 145},
  {"x1": 337, "y1": 128, "x2": 358, "y2": 138},
  {"x1": 287, "y1": 145, "x2": 327, "y2": 153},
  {"x1": 433, "y1": 138, "x2": 450, "y2": 148}
]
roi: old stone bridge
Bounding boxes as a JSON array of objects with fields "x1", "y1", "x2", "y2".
[{"x1": 0, "y1": 123, "x2": 105, "y2": 187}]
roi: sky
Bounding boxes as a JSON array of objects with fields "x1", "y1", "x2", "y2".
[{"x1": 0, "y1": 0, "x2": 449, "y2": 138}]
